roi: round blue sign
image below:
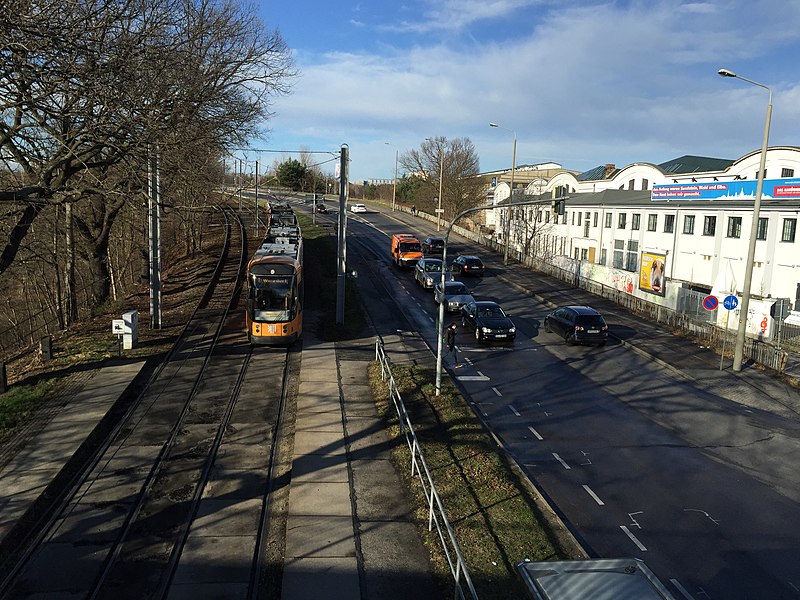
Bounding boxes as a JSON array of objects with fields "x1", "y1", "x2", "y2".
[
  {"x1": 702, "y1": 295, "x2": 718, "y2": 311},
  {"x1": 723, "y1": 295, "x2": 739, "y2": 310}
]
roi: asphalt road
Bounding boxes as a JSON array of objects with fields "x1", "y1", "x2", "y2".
[{"x1": 325, "y1": 203, "x2": 800, "y2": 600}]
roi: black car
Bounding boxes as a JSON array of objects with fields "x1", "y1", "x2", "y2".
[
  {"x1": 544, "y1": 305, "x2": 608, "y2": 346},
  {"x1": 460, "y1": 300, "x2": 516, "y2": 343},
  {"x1": 315, "y1": 203, "x2": 327, "y2": 213},
  {"x1": 422, "y1": 237, "x2": 445, "y2": 255},
  {"x1": 451, "y1": 255, "x2": 485, "y2": 277}
]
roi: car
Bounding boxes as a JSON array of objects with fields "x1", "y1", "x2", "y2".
[
  {"x1": 315, "y1": 203, "x2": 327, "y2": 213},
  {"x1": 350, "y1": 203, "x2": 367, "y2": 213},
  {"x1": 451, "y1": 255, "x2": 485, "y2": 277},
  {"x1": 422, "y1": 236, "x2": 445, "y2": 255},
  {"x1": 434, "y1": 281, "x2": 475, "y2": 313},
  {"x1": 460, "y1": 300, "x2": 516, "y2": 342},
  {"x1": 543, "y1": 305, "x2": 608, "y2": 346},
  {"x1": 414, "y1": 258, "x2": 453, "y2": 289}
]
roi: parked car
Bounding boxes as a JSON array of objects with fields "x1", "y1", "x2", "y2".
[
  {"x1": 434, "y1": 281, "x2": 475, "y2": 313},
  {"x1": 415, "y1": 258, "x2": 453, "y2": 289},
  {"x1": 422, "y1": 236, "x2": 445, "y2": 255},
  {"x1": 451, "y1": 255, "x2": 485, "y2": 277},
  {"x1": 350, "y1": 203, "x2": 367, "y2": 213},
  {"x1": 460, "y1": 300, "x2": 516, "y2": 342},
  {"x1": 544, "y1": 305, "x2": 608, "y2": 346},
  {"x1": 315, "y1": 203, "x2": 327, "y2": 213}
]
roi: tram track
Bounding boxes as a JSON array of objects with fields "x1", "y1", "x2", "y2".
[{"x1": 0, "y1": 204, "x2": 297, "y2": 599}]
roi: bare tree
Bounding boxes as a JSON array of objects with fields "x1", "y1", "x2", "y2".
[{"x1": 400, "y1": 136, "x2": 483, "y2": 221}]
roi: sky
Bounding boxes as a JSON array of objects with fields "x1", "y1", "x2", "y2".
[{"x1": 247, "y1": 0, "x2": 800, "y2": 183}]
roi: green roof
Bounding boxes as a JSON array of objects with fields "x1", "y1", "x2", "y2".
[{"x1": 658, "y1": 155, "x2": 734, "y2": 174}]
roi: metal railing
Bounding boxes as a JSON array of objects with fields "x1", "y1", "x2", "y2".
[{"x1": 375, "y1": 338, "x2": 478, "y2": 600}]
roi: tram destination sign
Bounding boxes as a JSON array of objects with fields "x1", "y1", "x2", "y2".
[{"x1": 652, "y1": 177, "x2": 800, "y2": 201}]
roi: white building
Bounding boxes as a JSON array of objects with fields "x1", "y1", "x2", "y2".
[{"x1": 496, "y1": 147, "x2": 800, "y2": 338}]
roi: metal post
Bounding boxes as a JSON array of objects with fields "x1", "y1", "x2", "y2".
[
  {"x1": 336, "y1": 145, "x2": 349, "y2": 325},
  {"x1": 437, "y1": 150, "x2": 444, "y2": 231},
  {"x1": 238, "y1": 159, "x2": 242, "y2": 212},
  {"x1": 505, "y1": 134, "x2": 517, "y2": 264},
  {"x1": 148, "y1": 145, "x2": 162, "y2": 329},
  {"x1": 392, "y1": 149, "x2": 398, "y2": 211},
  {"x1": 719, "y1": 70, "x2": 773, "y2": 372},
  {"x1": 254, "y1": 160, "x2": 260, "y2": 237}
]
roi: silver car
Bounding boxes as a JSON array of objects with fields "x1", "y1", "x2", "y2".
[
  {"x1": 415, "y1": 258, "x2": 453, "y2": 289},
  {"x1": 434, "y1": 281, "x2": 475, "y2": 313}
]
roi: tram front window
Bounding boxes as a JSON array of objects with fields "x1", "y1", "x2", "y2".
[{"x1": 251, "y1": 275, "x2": 294, "y2": 322}]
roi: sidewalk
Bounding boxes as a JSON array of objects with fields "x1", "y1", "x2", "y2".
[{"x1": 282, "y1": 321, "x2": 439, "y2": 599}]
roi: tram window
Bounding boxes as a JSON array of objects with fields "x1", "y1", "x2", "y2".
[{"x1": 252, "y1": 275, "x2": 294, "y2": 322}]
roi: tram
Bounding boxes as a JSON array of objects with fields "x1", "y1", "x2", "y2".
[{"x1": 245, "y1": 203, "x2": 303, "y2": 345}]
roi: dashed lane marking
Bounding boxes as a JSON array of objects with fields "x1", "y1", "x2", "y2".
[
  {"x1": 620, "y1": 525, "x2": 647, "y2": 551},
  {"x1": 456, "y1": 375, "x2": 491, "y2": 381},
  {"x1": 582, "y1": 485, "x2": 605, "y2": 506},
  {"x1": 508, "y1": 405, "x2": 520, "y2": 417},
  {"x1": 491, "y1": 387, "x2": 502, "y2": 397},
  {"x1": 552, "y1": 453, "x2": 570, "y2": 470},
  {"x1": 669, "y1": 579, "x2": 696, "y2": 600},
  {"x1": 528, "y1": 426, "x2": 543, "y2": 440}
]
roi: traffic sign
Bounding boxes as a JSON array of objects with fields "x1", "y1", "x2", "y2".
[
  {"x1": 702, "y1": 295, "x2": 718, "y2": 311},
  {"x1": 723, "y1": 295, "x2": 739, "y2": 310}
]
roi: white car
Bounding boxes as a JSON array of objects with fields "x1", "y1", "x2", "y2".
[{"x1": 350, "y1": 203, "x2": 367, "y2": 213}]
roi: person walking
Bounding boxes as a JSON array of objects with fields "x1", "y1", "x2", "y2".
[{"x1": 445, "y1": 322, "x2": 460, "y2": 368}]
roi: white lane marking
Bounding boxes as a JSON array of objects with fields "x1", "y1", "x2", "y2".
[
  {"x1": 528, "y1": 426, "x2": 543, "y2": 440},
  {"x1": 552, "y1": 453, "x2": 570, "y2": 470},
  {"x1": 492, "y1": 387, "x2": 502, "y2": 397},
  {"x1": 476, "y1": 371, "x2": 486, "y2": 377},
  {"x1": 669, "y1": 579, "x2": 697, "y2": 600},
  {"x1": 620, "y1": 525, "x2": 647, "y2": 551},
  {"x1": 456, "y1": 375, "x2": 490, "y2": 381},
  {"x1": 582, "y1": 485, "x2": 605, "y2": 506},
  {"x1": 508, "y1": 405, "x2": 520, "y2": 417},
  {"x1": 683, "y1": 508, "x2": 720, "y2": 525},
  {"x1": 628, "y1": 511, "x2": 643, "y2": 529}
]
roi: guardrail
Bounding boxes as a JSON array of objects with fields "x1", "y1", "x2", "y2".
[{"x1": 375, "y1": 338, "x2": 478, "y2": 600}]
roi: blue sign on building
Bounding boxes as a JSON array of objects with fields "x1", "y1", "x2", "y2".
[{"x1": 652, "y1": 178, "x2": 800, "y2": 201}]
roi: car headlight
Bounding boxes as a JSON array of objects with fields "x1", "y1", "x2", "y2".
[
  {"x1": 509, "y1": 326, "x2": 516, "y2": 333},
  {"x1": 481, "y1": 327, "x2": 491, "y2": 333}
]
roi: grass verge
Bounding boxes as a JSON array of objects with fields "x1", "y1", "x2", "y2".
[
  {"x1": 0, "y1": 379, "x2": 59, "y2": 444},
  {"x1": 367, "y1": 361, "x2": 578, "y2": 599},
  {"x1": 296, "y1": 213, "x2": 366, "y2": 340}
]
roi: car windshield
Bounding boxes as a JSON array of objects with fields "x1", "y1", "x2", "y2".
[
  {"x1": 445, "y1": 283, "x2": 469, "y2": 294},
  {"x1": 400, "y1": 242, "x2": 421, "y2": 252},
  {"x1": 425, "y1": 261, "x2": 442, "y2": 272},
  {"x1": 478, "y1": 306, "x2": 505, "y2": 318},
  {"x1": 577, "y1": 314, "x2": 606, "y2": 327}
]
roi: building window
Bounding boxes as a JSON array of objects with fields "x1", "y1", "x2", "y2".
[
  {"x1": 727, "y1": 216, "x2": 742, "y2": 238},
  {"x1": 782, "y1": 168, "x2": 795, "y2": 178},
  {"x1": 626, "y1": 240, "x2": 639, "y2": 272},
  {"x1": 782, "y1": 218, "x2": 797, "y2": 243},
  {"x1": 577, "y1": 212, "x2": 582, "y2": 225},
  {"x1": 600, "y1": 248, "x2": 607, "y2": 266},
  {"x1": 756, "y1": 169, "x2": 766, "y2": 180},
  {"x1": 664, "y1": 214, "x2": 675, "y2": 233},
  {"x1": 647, "y1": 214, "x2": 657, "y2": 232},
  {"x1": 593, "y1": 212, "x2": 598, "y2": 227},
  {"x1": 605, "y1": 213, "x2": 612, "y2": 228},
  {"x1": 756, "y1": 217, "x2": 768, "y2": 240},
  {"x1": 574, "y1": 248, "x2": 580, "y2": 260},
  {"x1": 545, "y1": 211, "x2": 551, "y2": 224},
  {"x1": 561, "y1": 212, "x2": 567, "y2": 225},
  {"x1": 632, "y1": 213, "x2": 640, "y2": 231},
  {"x1": 571, "y1": 212, "x2": 575, "y2": 225},
  {"x1": 613, "y1": 240, "x2": 624, "y2": 269},
  {"x1": 703, "y1": 215, "x2": 716, "y2": 236},
  {"x1": 641, "y1": 179, "x2": 649, "y2": 190},
  {"x1": 618, "y1": 213, "x2": 627, "y2": 229},
  {"x1": 584, "y1": 221, "x2": 590, "y2": 238},
  {"x1": 628, "y1": 179, "x2": 635, "y2": 190},
  {"x1": 581, "y1": 248, "x2": 589, "y2": 260},
  {"x1": 683, "y1": 215, "x2": 695, "y2": 234}
]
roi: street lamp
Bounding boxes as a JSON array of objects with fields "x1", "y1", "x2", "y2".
[
  {"x1": 489, "y1": 122, "x2": 517, "y2": 265},
  {"x1": 384, "y1": 142, "x2": 398, "y2": 211},
  {"x1": 718, "y1": 68, "x2": 773, "y2": 372}
]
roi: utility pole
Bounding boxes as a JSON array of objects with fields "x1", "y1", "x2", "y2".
[
  {"x1": 255, "y1": 160, "x2": 260, "y2": 237},
  {"x1": 148, "y1": 146, "x2": 162, "y2": 329},
  {"x1": 336, "y1": 145, "x2": 349, "y2": 324}
]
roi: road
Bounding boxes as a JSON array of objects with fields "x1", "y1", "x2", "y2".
[{"x1": 328, "y1": 202, "x2": 800, "y2": 600}]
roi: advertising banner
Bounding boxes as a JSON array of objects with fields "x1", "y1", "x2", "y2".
[
  {"x1": 639, "y1": 251, "x2": 666, "y2": 296},
  {"x1": 651, "y1": 177, "x2": 800, "y2": 201}
]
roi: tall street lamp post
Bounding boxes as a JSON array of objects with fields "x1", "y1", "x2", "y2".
[
  {"x1": 718, "y1": 68, "x2": 773, "y2": 372},
  {"x1": 489, "y1": 122, "x2": 517, "y2": 265},
  {"x1": 426, "y1": 137, "x2": 446, "y2": 231},
  {"x1": 385, "y1": 141, "x2": 398, "y2": 211}
]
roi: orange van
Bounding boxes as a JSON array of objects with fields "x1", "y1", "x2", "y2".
[{"x1": 390, "y1": 233, "x2": 423, "y2": 267}]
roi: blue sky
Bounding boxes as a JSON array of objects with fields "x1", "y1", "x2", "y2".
[{"x1": 248, "y1": 0, "x2": 800, "y2": 183}]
